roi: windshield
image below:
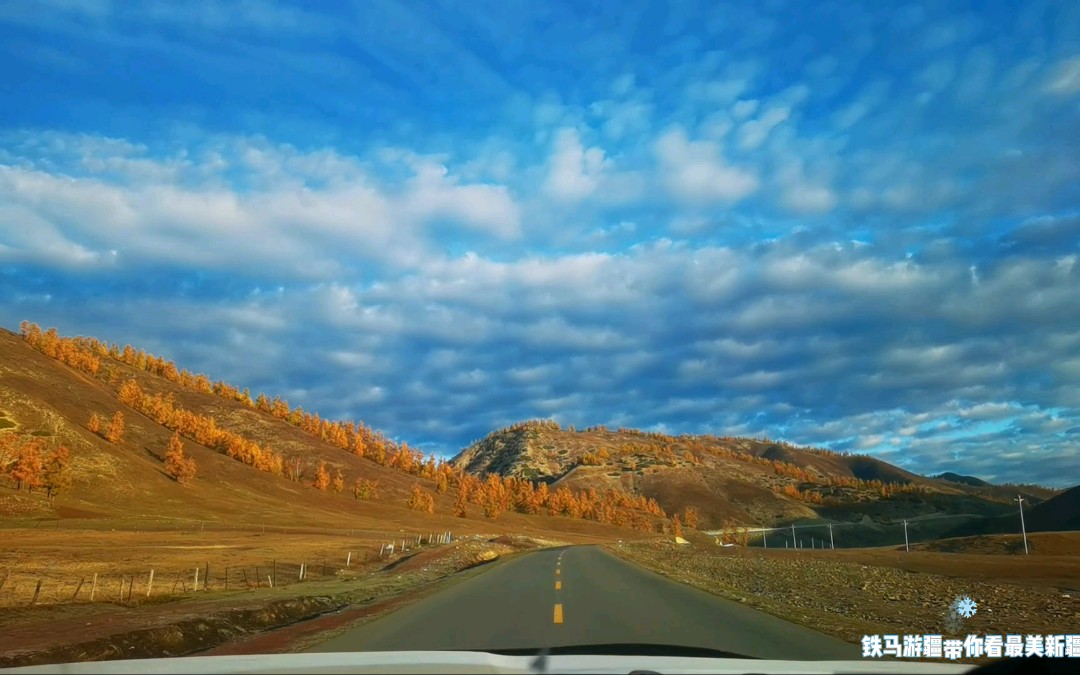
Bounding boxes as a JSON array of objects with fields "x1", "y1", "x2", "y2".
[{"x1": 0, "y1": 1, "x2": 1078, "y2": 672}]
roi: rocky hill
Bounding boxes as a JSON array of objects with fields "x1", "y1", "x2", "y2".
[{"x1": 450, "y1": 421, "x2": 1069, "y2": 533}]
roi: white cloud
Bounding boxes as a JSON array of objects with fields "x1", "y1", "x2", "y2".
[
  {"x1": 544, "y1": 128, "x2": 607, "y2": 202},
  {"x1": 737, "y1": 106, "x2": 790, "y2": 150},
  {"x1": 654, "y1": 128, "x2": 759, "y2": 205}
]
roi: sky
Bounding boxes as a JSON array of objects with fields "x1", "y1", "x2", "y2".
[{"x1": 1, "y1": 0, "x2": 1078, "y2": 487}]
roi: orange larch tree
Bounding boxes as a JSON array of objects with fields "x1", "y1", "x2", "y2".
[
  {"x1": 10, "y1": 439, "x2": 44, "y2": 492},
  {"x1": 42, "y1": 446, "x2": 72, "y2": 498},
  {"x1": 331, "y1": 468, "x2": 345, "y2": 494},
  {"x1": 104, "y1": 411, "x2": 126, "y2": 443},
  {"x1": 313, "y1": 461, "x2": 331, "y2": 491},
  {"x1": 164, "y1": 432, "x2": 197, "y2": 484},
  {"x1": 682, "y1": 506, "x2": 700, "y2": 529},
  {"x1": 87, "y1": 412, "x2": 103, "y2": 435}
]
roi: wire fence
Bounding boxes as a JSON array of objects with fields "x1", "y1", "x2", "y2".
[
  {"x1": 0, "y1": 517, "x2": 401, "y2": 538},
  {"x1": 0, "y1": 530, "x2": 455, "y2": 609},
  {"x1": 705, "y1": 512, "x2": 1031, "y2": 552}
]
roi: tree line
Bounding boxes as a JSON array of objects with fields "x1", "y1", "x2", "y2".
[{"x1": 16, "y1": 322, "x2": 670, "y2": 532}]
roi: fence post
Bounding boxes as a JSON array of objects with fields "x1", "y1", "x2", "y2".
[
  {"x1": 225, "y1": 567, "x2": 229, "y2": 590},
  {"x1": 204, "y1": 563, "x2": 210, "y2": 591},
  {"x1": 267, "y1": 574, "x2": 273, "y2": 588},
  {"x1": 146, "y1": 570, "x2": 154, "y2": 598},
  {"x1": 72, "y1": 577, "x2": 86, "y2": 601},
  {"x1": 90, "y1": 573, "x2": 97, "y2": 601},
  {"x1": 193, "y1": 566, "x2": 199, "y2": 592},
  {"x1": 346, "y1": 552, "x2": 351, "y2": 568},
  {"x1": 30, "y1": 580, "x2": 42, "y2": 606},
  {"x1": 272, "y1": 560, "x2": 277, "y2": 589}
]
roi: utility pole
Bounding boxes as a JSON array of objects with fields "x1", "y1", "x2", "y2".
[
  {"x1": 763, "y1": 531, "x2": 767, "y2": 548},
  {"x1": 828, "y1": 523, "x2": 835, "y2": 550},
  {"x1": 791, "y1": 523, "x2": 796, "y2": 549},
  {"x1": 902, "y1": 519, "x2": 909, "y2": 552},
  {"x1": 1016, "y1": 495, "x2": 1029, "y2": 555}
]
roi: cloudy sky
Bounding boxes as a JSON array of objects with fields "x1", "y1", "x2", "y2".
[{"x1": 2, "y1": 1, "x2": 1079, "y2": 487}]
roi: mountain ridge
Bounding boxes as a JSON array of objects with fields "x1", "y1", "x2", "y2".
[{"x1": 449, "y1": 420, "x2": 1068, "y2": 533}]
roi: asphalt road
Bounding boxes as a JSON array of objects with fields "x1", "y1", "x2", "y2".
[{"x1": 308, "y1": 545, "x2": 859, "y2": 660}]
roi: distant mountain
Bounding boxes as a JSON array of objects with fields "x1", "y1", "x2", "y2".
[
  {"x1": 935, "y1": 472, "x2": 990, "y2": 487},
  {"x1": 450, "y1": 421, "x2": 1063, "y2": 532},
  {"x1": 1025, "y1": 484, "x2": 1080, "y2": 531},
  {"x1": 941, "y1": 484, "x2": 1080, "y2": 538}
]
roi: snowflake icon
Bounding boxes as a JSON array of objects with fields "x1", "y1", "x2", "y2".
[{"x1": 954, "y1": 596, "x2": 978, "y2": 619}]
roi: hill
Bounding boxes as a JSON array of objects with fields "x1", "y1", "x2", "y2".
[
  {"x1": 0, "y1": 323, "x2": 665, "y2": 539},
  {"x1": 935, "y1": 471, "x2": 990, "y2": 487},
  {"x1": 450, "y1": 421, "x2": 1071, "y2": 534},
  {"x1": 1025, "y1": 484, "x2": 1080, "y2": 531}
]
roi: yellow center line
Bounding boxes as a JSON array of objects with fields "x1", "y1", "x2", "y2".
[
  {"x1": 556, "y1": 568, "x2": 560, "y2": 575},
  {"x1": 555, "y1": 580, "x2": 561, "y2": 590},
  {"x1": 553, "y1": 603, "x2": 563, "y2": 624}
]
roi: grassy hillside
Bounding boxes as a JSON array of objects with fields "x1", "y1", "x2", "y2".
[
  {"x1": 0, "y1": 324, "x2": 664, "y2": 540},
  {"x1": 450, "y1": 421, "x2": 1071, "y2": 532}
]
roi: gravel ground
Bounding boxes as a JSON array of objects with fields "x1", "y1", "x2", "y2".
[{"x1": 604, "y1": 540, "x2": 1080, "y2": 657}]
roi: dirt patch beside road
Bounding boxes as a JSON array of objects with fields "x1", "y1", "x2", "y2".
[
  {"x1": 0, "y1": 536, "x2": 541, "y2": 668},
  {"x1": 604, "y1": 539, "x2": 1080, "y2": 664}
]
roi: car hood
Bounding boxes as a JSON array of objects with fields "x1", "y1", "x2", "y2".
[{"x1": 0, "y1": 650, "x2": 977, "y2": 674}]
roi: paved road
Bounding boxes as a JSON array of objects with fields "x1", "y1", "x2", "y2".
[{"x1": 308, "y1": 545, "x2": 858, "y2": 660}]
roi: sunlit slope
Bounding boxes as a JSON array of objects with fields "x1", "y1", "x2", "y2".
[
  {"x1": 0, "y1": 325, "x2": 666, "y2": 541},
  {"x1": 451, "y1": 421, "x2": 1066, "y2": 530}
]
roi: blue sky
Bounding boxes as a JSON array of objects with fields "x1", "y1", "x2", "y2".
[{"x1": 1, "y1": 0, "x2": 1079, "y2": 487}]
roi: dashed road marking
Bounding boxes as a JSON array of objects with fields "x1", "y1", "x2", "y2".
[{"x1": 553, "y1": 603, "x2": 563, "y2": 624}]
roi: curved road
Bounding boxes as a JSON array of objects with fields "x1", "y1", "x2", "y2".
[{"x1": 308, "y1": 545, "x2": 858, "y2": 660}]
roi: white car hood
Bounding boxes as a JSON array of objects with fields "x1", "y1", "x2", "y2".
[{"x1": 0, "y1": 651, "x2": 977, "y2": 674}]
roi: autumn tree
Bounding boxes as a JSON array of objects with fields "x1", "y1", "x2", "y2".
[
  {"x1": 163, "y1": 432, "x2": 197, "y2": 484},
  {"x1": 672, "y1": 514, "x2": 684, "y2": 538},
  {"x1": 331, "y1": 469, "x2": 345, "y2": 494},
  {"x1": 353, "y1": 478, "x2": 378, "y2": 500},
  {"x1": 435, "y1": 471, "x2": 449, "y2": 494},
  {"x1": 41, "y1": 446, "x2": 72, "y2": 498},
  {"x1": 406, "y1": 483, "x2": 435, "y2": 513},
  {"x1": 117, "y1": 379, "x2": 143, "y2": 407},
  {"x1": 87, "y1": 412, "x2": 103, "y2": 435},
  {"x1": 453, "y1": 488, "x2": 468, "y2": 517},
  {"x1": 10, "y1": 439, "x2": 44, "y2": 492},
  {"x1": 104, "y1": 411, "x2": 125, "y2": 443},
  {"x1": 682, "y1": 506, "x2": 700, "y2": 529},
  {"x1": 313, "y1": 461, "x2": 330, "y2": 491}
]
